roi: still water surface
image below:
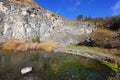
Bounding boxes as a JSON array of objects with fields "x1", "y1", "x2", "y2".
[{"x1": 0, "y1": 49, "x2": 115, "y2": 80}]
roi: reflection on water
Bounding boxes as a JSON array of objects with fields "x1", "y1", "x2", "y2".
[{"x1": 0, "y1": 49, "x2": 115, "y2": 80}]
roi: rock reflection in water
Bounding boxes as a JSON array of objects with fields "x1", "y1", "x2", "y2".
[{"x1": 0, "y1": 50, "x2": 115, "y2": 80}]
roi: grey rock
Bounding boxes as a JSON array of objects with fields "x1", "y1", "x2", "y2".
[
  {"x1": 54, "y1": 48, "x2": 112, "y2": 62},
  {"x1": 0, "y1": 0, "x2": 94, "y2": 46},
  {"x1": 20, "y1": 76, "x2": 40, "y2": 80},
  {"x1": 21, "y1": 67, "x2": 33, "y2": 75}
]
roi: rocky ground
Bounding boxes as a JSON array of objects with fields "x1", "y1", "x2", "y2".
[
  {"x1": 54, "y1": 47, "x2": 120, "y2": 65},
  {"x1": 54, "y1": 47, "x2": 112, "y2": 62}
]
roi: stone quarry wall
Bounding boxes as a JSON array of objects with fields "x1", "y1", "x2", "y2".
[{"x1": 0, "y1": 0, "x2": 94, "y2": 46}]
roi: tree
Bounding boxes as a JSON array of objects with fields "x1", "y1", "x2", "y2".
[
  {"x1": 110, "y1": 16, "x2": 120, "y2": 31},
  {"x1": 77, "y1": 14, "x2": 83, "y2": 21},
  {"x1": 84, "y1": 16, "x2": 92, "y2": 21}
]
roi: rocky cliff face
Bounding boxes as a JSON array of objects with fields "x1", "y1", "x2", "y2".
[{"x1": 0, "y1": 0, "x2": 93, "y2": 46}]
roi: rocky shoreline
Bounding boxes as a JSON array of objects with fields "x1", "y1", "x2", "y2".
[
  {"x1": 54, "y1": 47, "x2": 119, "y2": 64},
  {"x1": 54, "y1": 48, "x2": 112, "y2": 61},
  {"x1": 0, "y1": 38, "x2": 119, "y2": 64},
  {"x1": 54, "y1": 47, "x2": 120, "y2": 79},
  {"x1": 0, "y1": 37, "x2": 119, "y2": 65}
]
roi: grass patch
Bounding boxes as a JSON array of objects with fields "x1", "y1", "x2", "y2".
[
  {"x1": 102, "y1": 61, "x2": 118, "y2": 72},
  {"x1": 68, "y1": 45, "x2": 119, "y2": 55},
  {"x1": 69, "y1": 45, "x2": 120, "y2": 72},
  {"x1": 3, "y1": 40, "x2": 57, "y2": 52}
]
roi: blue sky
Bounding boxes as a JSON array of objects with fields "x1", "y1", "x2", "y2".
[{"x1": 35, "y1": 0, "x2": 120, "y2": 20}]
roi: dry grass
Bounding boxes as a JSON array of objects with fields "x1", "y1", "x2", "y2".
[
  {"x1": 36, "y1": 41, "x2": 57, "y2": 52},
  {"x1": 9, "y1": 0, "x2": 37, "y2": 7},
  {"x1": 92, "y1": 28, "x2": 117, "y2": 38},
  {"x1": 91, "y1": 28, "x2": 118, "y2": 47},
  {"x1": 3, "y1": 40, "x2": 57, "y2": 52},
  {"x1": 3, "y1": 40, "x2": 25, "y2": 51}
]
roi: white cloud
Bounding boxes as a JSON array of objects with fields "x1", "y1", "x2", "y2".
[
  {"x1": 68, "y1": 7, "x2": 77, "y2": 11},
  {"x1": 68, "y1": 0, "x2": 81, "y2": 11},
  {"x1": 112, "y1": 0, "x2": 120, "y2": 15},
  {"x1": 76, "y1": 1, "x2": 81, "y2": 6}
]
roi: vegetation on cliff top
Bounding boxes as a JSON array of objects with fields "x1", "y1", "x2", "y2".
[{"x1": 76, "y1": 15, "x2": 120, "y2": 50}]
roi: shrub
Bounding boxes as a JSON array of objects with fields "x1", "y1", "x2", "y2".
[
  {"x1": 32, "y1": 36, "x2": 40, "y2": 43},
  {"x1": 36, "y1": 6, "x2": 41, "y2": 10},
  {"x1": 51, "y1": 13, "x2": 55, "y2": 17},
  {"x1": 96, "y1": 16, "x2": 120, "y2": 31},
  {"x1": 88, "y1": 23, "x2": 90, "y2": 27},
  {"x1": 109, "y1": 16, "x2": 120, "y2": 31}
]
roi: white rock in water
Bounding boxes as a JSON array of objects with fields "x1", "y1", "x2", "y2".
[{"x1": 21, "y1": 67, "x2": 33, "y2": 75}]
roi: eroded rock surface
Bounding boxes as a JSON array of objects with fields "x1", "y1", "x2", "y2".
[{"x1": 0, "y1": 0, "x2": 93, "y2": 46}]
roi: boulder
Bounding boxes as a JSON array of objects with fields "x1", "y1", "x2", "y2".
[{"x1": 21, "y1": 67, "x2": 33, "y2": 75}]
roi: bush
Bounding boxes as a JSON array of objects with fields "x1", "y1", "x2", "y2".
[
  {"x1": 51, "y1": 13, "x2": 55, "y2": 17},
  {"x1": 32, "y1": 36, "x2": 40, "y2": 43},
  {"x1": 109, "y1": 16, "x2": 120, "y2": 31},
  {"x1": 96, "y1": 16, "x2": 120, "y2": 31},
  {"x1": 36, "y1": 6, "x2": 41, "y2": 10}
]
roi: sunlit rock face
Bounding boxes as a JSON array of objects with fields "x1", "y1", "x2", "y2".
[{"x1": 0, "y1": 0, "x2": 93, "y2": 46}]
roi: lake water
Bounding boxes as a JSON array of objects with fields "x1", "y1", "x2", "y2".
[{"x1": 0, "y1": 49, "x2": 115, "y2": 80}]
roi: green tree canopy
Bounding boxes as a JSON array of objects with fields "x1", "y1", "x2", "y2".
[{"x1": 76, "y1": 14, "x2": 83, "y2": 21}]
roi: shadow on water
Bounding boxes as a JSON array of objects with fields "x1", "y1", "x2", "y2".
[{"x1": 0, "y1": 49, "x2": 115, "y2": 80}]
